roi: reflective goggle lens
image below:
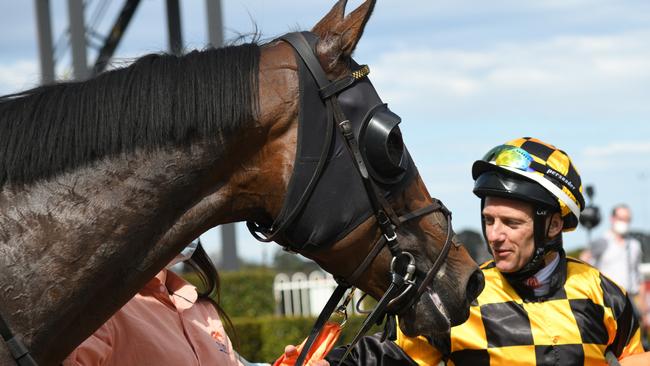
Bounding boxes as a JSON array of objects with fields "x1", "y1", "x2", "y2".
[{"x1": 483, "y1": 145, "x2": 535, "y2": 172}]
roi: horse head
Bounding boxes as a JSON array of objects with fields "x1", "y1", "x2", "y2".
[
  {"x1": 256, "y1": 0, "x2": 485, "y2": 339},
  {"x1": 169, "y1": 0, "x2": 484, "y2": 340}
]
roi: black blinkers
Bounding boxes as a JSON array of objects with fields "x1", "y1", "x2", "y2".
[
  {"x1": 247, "y1": 32, "x2": 416, "y2": 251},
  {"x1": 360, "y1": 104, "x2": 407, "y2": 184}
]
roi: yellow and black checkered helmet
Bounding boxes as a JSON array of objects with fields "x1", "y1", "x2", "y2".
[{"x1": 472, "y1": 137, "x2": 585, "y2": 231}]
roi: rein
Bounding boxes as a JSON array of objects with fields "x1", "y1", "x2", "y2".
[
  {"x1": 309, "y1": 202, "x2": 455, "y2": 366},
  {"x1": 0, "y1": 314, "x2": 38, "y2": 366},
  {"x1": 251, "y1": 32, "x2": 460, "y2": 366}
]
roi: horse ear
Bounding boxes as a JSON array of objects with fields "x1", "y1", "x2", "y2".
[
  {"x1": 312, "y1": 0, "x2": 376, "y2": 75},
  {"x1": 311, "y1": 0, "x2": 347, "y2": 37}
]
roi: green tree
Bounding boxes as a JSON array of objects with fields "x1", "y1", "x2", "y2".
[{"x1": 272, "y1": 251, "x2": 320, "y2": 272}]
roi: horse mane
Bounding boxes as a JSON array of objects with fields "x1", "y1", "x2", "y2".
[{"x1": 0, "y1": 43, "x2": 260, "y2": 186}]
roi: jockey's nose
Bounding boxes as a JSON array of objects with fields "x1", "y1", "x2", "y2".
[{"x1": 486, "y1": 221, "x2": 506, "y2": 245}]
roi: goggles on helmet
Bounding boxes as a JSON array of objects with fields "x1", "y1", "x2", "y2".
[
  {"x1": 481, "y1": 144, "x2": 582, "y2": 220},
  {"x1": 482, "y1": 145, "x2": 546, "y2": 174}
]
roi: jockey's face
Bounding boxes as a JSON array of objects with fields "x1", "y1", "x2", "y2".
[{"x1": 482, "y1": 196, "x2": 535, "y2": 273}]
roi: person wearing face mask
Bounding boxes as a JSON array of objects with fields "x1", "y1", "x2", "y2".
[
  {"x1": 590, "y1": 205, "x2": 648, "y2": 350},
  {"x1": 63, "y1": 239, "x2": 325, "y2": 366}
]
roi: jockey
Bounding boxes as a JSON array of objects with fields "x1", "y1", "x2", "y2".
[{"x1": 327, "y1": 137, "x2": 647, "y2": 365}]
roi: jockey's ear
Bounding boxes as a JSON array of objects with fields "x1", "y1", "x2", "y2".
[
  {"x1": 547, "y1": 212, "x2": 564, "y2": 238},
  {"x1": 311, "y1": 0, "x2": 376, "y2": 78}
]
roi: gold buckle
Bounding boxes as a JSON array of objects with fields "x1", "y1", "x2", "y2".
[{"x1": 351, "y1": 65, "x2": 370, "y2": 80}]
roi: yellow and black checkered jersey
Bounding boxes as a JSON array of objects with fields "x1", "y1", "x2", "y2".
[{"x1": 396, "y1": 255, "x2": 644, "y2": 366}]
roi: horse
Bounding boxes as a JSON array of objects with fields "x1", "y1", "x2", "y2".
[{"x1": 0, "y1": 1, "x2": 484, "y2": 365}]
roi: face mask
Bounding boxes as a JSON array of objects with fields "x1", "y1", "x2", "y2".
[
  {"x1": 612, "y1": 220, "x2": 629, "y2": 235},
  {"x1": 166, "y1": 239, "x2": 199, "y2": 268}
]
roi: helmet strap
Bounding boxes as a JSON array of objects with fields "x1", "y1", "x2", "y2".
[{"x1": 480, "y1": 199, "x2": 491, "y2": 256}]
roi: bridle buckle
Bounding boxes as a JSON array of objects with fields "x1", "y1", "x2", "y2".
[{"x1": 384, "y1": 231, "x2": 397, "y2": 242}]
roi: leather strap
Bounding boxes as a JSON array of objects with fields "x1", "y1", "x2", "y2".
[
  {"x1": 295, "y1": 202, "x2": 442, "y2": 366},
  {"x1": 415, "y1": 205, "x2": 455, "y2": 298},
  {"x1": 398, "y1": 201, "x2": 443, "y2": 224},
  {"x1": 333, "y1": 207, "x2": 455, "y2": 366},
  {"x1": 335, "y1": 271, "x2": 408, "y2": 366},
  {"x1": 346, "y1": 202, "x2": 441, "y2": 285},
  {"x1": 0, "y1": 312, "x2": 38, "y2": 366},
  {"x1": 346, "y1": 236, "x2": 387, "y2": 285},
  {"x1": 281, "y1": 32, "x2": 329, "y2": 88},
  {"x1": 295, "y1": 284, "x2": 351, "y2": 366},
  {"x1": 246, "y1": 33, "x2": 336, "y2": 244},
  {"x1": 332, "y1": 99, "x2": 399, "y2": 246},
  {"x1": 246, "y1": 106, "x2": 334, "y2": 243},
  {"x1": 319, "y1": 75, "x2": 356, "y2": 99}
]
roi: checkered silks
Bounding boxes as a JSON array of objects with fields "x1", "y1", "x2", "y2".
[{"x1": 396, "y1": 258, "x2": 643, "y2": 366}]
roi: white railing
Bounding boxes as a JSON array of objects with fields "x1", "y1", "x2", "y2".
[
  {"x1": 641, "y1": 263, "x2": 650, "y2": 280},
  {"x1": 273, "y1": 270, "x2": 366, "y2": 317}
]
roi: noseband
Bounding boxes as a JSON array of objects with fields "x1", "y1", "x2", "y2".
[{"x1": 246, "y1": 32, "x2": 461, "y2": 366}]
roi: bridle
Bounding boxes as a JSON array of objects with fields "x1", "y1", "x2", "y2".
[{"x1": 247, "y1": 32, "x2": 460, "y2": 366}]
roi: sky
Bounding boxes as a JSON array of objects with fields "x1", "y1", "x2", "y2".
[{"x1": 1, "y1": 0, "x2": 649, "y2": 264}]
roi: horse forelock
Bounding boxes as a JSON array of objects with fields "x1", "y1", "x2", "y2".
[{"x1": 0, "y1": 43, "x2": 261, "y2": 187}]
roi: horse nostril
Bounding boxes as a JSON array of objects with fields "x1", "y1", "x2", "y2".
[{"x1": 466, "y1": 269, "x2": 485, "y2": 303}]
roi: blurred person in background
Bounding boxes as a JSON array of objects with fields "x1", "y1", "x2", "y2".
[{"x1": 590, "y1": 204, "x2": 648, "y2": 350}]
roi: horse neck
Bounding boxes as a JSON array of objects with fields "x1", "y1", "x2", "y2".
[{"x1": 0, "y1": 131, "x2": 264, "y2": 364}]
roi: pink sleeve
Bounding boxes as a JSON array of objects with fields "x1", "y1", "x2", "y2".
[{"x1": 62, "y1": 320, "x2": 115, "y2": 366}]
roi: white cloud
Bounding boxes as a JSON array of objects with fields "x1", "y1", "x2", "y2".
[
  {"x1": 583, "y1": 141, "x2": 650, "y2": 158},
  {"x1": 576, "y1": 140, "x2": 650, "y2": 175},
  {"x1": 368, "y1": 30, "x2": 650, "y2": 120},
  {"x1": 0, "y1": 60, "x2": 39, "y2": 95}
]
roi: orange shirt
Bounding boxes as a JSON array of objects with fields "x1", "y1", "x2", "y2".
[{"x1": 63, "y1": 269, "x2": 243, "y2": 366}]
